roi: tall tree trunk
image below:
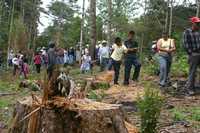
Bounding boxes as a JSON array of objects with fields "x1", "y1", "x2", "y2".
[
  {"x1": 165, "y1": 0, "x2": 169, "y2": 32},
  {"x1": 0, "y1": 0, "x2": 3, "y2": 23},
  {"x1": 7, "y1": 0, "x2": 15, "y2": 68},
  {"x1": 196, "y1": 0, "x2": 200, "y2": 17},
  {"x1": 140, "y1": 0, "x2": 147, "y2": 61},
  {"x1": 107, "y1": 0, "x2": 112, "y2": 46},
  {"x1": 89, "y1": 0, "x2": 97, "y2": 60},
  {"x1": 32, "y1": 0, "x2": 37, "y2": 50},
  {"x1": 80, "y1": 0, "x2": 85, "y2": 64},
  {"x1": 169, "y1": 0, "x2": 173, "y2": 37}
]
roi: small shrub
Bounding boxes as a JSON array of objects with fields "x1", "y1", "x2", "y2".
[
  {"x1": 191, "y1": 107, "x2": 200, "y2": 121},
  {"x1": 171, "y1": 109, "x2": 186, "y2": 121},
  {"x1": 137, "y1": 88, "x2": 164, "y2": 133},
  {"x1": 87, "y1": 90, "x2": 106, "y2": 101}
]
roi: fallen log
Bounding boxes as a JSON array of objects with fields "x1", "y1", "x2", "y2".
[
  {"x1": 9, "y1": 96, "x2": 138, "y2": 133},
  {"x1": 0, "y1": 93, "x2": 17, "y2": 96}
]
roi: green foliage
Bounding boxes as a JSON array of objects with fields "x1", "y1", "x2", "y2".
[
  {"x1": 38, "y1": 1, "x2": 81, "y2": 48},
  {"x1": 171, "y1": 109, "x2": 186, "y2": 121},
  {"x1": 48, "y1": 1, "x2": 74, "y2": 22},
  {"x1": 137, "y1": 88, "x2": 164, "y2": 133},
  {"x1": 88, "y1": 90, "x2": 106, "y2": 101},
  {"x1": 95, "y1": 82, "x2": 110, "y2": 90},
  {"x1": 171, "y1": 107, "x2": 200, "y2": 122},
  {"x1": 0, "y1": 0, "x2": 41, "y2": 51},
  {"x1": 171, "y1": 55, "x2": 188, "y2": 77},
  {"x1": 0, "y1": 99, "x2": 10, "y2": 109},
  {"x1": 11, "y1": 18, "x2": 28, "y2": 51},
  {"x1": 190, "y1": 107, "x2": 200, "y2": 121}
]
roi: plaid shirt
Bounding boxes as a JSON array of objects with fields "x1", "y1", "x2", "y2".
[{"x1": 183, "y1": 28, "x2": 200, "y2": 54}]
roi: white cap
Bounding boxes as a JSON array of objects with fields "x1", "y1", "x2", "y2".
[{"x1": 102, "y1": 40, "x2": 107, "y2": 44}]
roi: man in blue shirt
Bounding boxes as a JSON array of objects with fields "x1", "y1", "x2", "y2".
[{"x1": 123, "y1": 31, "x2": 141, "y2": 85}]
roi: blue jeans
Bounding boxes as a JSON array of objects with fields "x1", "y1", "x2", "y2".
[
  {"x1": 100, "y1": 57, "x2": 109, "y2": 71},
  {"x1": 158, "y1": 55, "x2": 172, "y2": 86},
  {"x1": 124, "y1": 56, "x2": 141, "y2": 84}
]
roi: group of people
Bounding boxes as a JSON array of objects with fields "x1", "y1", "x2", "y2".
[
  {"x1": 151, "y1": 16, "x2": 200, "y2": 95},
  {"x1": 83, "y1": 16, "x2": 200, "y2": 96},
  {"x1": 88, "y1": 31, "x2": 141, "y2": 85},
  {"x1": 4, "y1": 16, "x2": 200, "y2": 95},
  {"x1": 8, "y1": 51, "x2": 29, "y2": 79}
]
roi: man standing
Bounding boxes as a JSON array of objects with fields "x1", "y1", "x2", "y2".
[
  {"x1": 47, "y1": 41, "x2": 57, "y2": 79},
  {"x1": 98, "y1": 40, "x2": 110, "y2": 71},
  {"x1": 183, "y1": 17, "x2": 200, "y2": 94},
  {"x1": 124, "y1": 31, "x2": 141, "y2": 85}
]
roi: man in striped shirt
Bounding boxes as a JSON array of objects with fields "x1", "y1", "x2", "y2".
[{"x1": 183, "y1": 17, "x2": 200, "y2": 94}]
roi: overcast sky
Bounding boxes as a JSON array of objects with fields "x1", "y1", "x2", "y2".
[
  {"x1": 38, "y1": 0, "x2": 89, "y2": 33},
  {"x1": 38, "y1": 0, "x2": 195, "y2": 33}
]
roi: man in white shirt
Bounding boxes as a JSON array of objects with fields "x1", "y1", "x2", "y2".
[{"x1": 98, "y1": 40, "x2": 110, "y2": 71}]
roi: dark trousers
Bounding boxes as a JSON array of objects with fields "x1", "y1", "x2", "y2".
[
  {"x1": 47, "y1": 65, "x2": 55, "y2": 80},
  {"x1": 100, "y1": 57, "x2": 109, "y2": 71},
  {"x1": 109, "y1": 59, "x2": 121, "y2": 84},
  {"x1": 13, "y1": 64, "x2": 18, "y2": 76},
  {"x1": 35, "y1": 64, "x2": 41, "y2": 73},
  {"x1": 124, "y1": 57, "x2": 141, "y2": 84},
  {"x1": 186, "y1": 54, "x2": 200, "y2": 90}
]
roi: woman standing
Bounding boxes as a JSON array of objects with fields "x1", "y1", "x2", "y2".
[
  {"x1": 108, "y1": 37, "x2": 127, "y2": 85},
  {"x1": 157, "y1": 32, "x2": 176, "y2": 87}
]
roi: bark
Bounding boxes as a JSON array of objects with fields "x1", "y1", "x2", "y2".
[
  {"x1": 7, "y1": 0, "x2": 15, "y2": 68},
  {"x1": 140, "y1": 0, "x2": 147, "y2": 61},
  {"x1": 196, "y1": 0, "x2": 200, "y2": 17},
  {"x1": 107, "y1": 0, "x2": 112, "y2": 46},
  {"x1": 89, "y1": 0, "x2": 97, "y2": 60},
  {"x1": 80, "y1": 0, "x2": 85, "y2": 64},
  {"x1": 164, "y1": 0, "x2": 169, "y2": 32},
  {"x1": 169, "y1": 0, "x2": 173, "y2": 37},
  {"x1": 8, "y1": 97, "x2": 134, "y2": 133},
  {"x1": 0, "y1": 0, "x2": 3, "y2": 23}
]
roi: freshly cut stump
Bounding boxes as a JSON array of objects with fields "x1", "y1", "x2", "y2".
[{"x1": 9, "y1": 97, "x2": 137, "y2": 133}]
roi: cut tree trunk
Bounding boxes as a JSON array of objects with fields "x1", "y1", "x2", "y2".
[{"x1": 9, "y1": 96, "x2": 137, "y2": 133}]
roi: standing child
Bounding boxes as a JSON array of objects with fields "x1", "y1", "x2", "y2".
[
  {"x1": 80, "y1": 51, "x2": 92, "y2": 73},
  {"x1": 108, "y1": 37, "x2": 127, "y2": 84}
]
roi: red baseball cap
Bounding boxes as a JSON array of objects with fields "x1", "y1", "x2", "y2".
[{"x1": 190, "y1": 17, "x2": 200, "y2": 23}]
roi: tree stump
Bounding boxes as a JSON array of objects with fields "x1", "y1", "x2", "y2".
[{"x1": 8, "y1": 96, "x2": 137, "y2": 133}]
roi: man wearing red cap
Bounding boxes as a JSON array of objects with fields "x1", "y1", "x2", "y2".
[{"x1": 183, "y1": 17, "x2": 200, "y2": 95}]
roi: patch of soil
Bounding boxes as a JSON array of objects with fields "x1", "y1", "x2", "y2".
[
  {"x1": 99, "y1": 79, "x2": 200, "y2": 132},
  {"x1": 102, "y1": 85, "x2": 144, "y2": 104},
  {"x1": 163, "y1": 80, "x2": 200, "y2": 97},
  {"x1": 159, "y1": 122, "x2": 199, "y2": 133}
]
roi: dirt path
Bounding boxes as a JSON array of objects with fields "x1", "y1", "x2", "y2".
[{"x1": 93, "y1": 75, "x2": 200, "y2": 133}]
